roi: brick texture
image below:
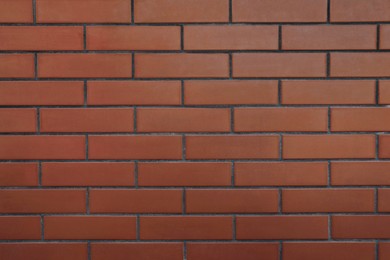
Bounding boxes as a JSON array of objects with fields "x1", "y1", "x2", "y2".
[{"x1": 0, "y1": 1, "x2": 388, "y2": 259}]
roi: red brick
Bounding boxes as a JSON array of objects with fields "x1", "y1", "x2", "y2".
[
  {"x1": 89, "y1": 189, "x2": 182, "y2": 213},
  {"x1": 332, "y1": 108, "x2": 390, "y2": 131},
  {"x1": 89, "y1": 135, "x2": 182, "y2": 160},
  {"x1": 380, "y1": 25, "x2": 390, "y2": 49},
  {"x1": 42, "y1": 162, "x2": 134, "y2": 187},
  {"x1": 184, "y1": 25, "x2": 278, "y2": 50},
  {"x1": 88, "y1": 81, "x2": 181, "y2": 105},
  {"x1": 0, "y1": 217, "x2": 41, "y2": 240},
  {"x1": 140, "y1": 216, "x2": 232, "y2": 240},
  {"x1": 379, "y1": 80, "x2": 390, "y2": 104},
  {"x1": 38, "y1": 54, "x2": 132, "y2": 78},
  {"x1": 0, "y1": 26, "x2": 83, "y2": 51},
  {"x1": 0, "y1": 0, "x2": 32, "y2": 23},
  {"x1": 235, "y1": 108, "x2": 328, "y2": 132},
  {"x1": 0, "y1": 243, "x2": 88, "y2": 260},
  {"x1": 378, "y1": 189, "x2": 390, "y2": 212},
  {"x1": 186, "y1": 135, "x2": 279, "y2": 159},
  {"x1": 138, "y1": 162, "x2": 231, "y2": 187},
  {"x1": 331, "y1": 53, "x2": 390, "y2": 77},
  {"x1": 282, "y1": 25, "x2": 376, "y2": 50},
  {"x1": 36, "y1": 0, "x2": 131, "y2": 23},
  {"x1": 0, "y1": 163, "x2": 38, "y2": 187},
  {"x1": 0, "y1": 81, "x2": 84, "y2": 106},
  {"x1": 185, "y1": 80, "x2": 278, "y2": 105},
  {"x1": 135, "y1": 54, "x2": 229, "y2": 78},
  {"x1": 45, "y1": 216, "x2": 136, "y2": 240},
  {"x1": 0, "y1": 109, "x2": 36, "y2": 133},
  {"x1": 332, "y1": 216, "x2": 390, "y2": 239},
  {"x1": 283, "y1": 242, "x2": 375, "y2": 260},
  {"x1": 379, "y1": 135, "x2": 390, "y2": 158},
  {"x1": 137, "y1": 108, "x2": 230, "y2": 132},
  {"x1": 91, "y1": 243, "x2": 183, "y2": 260},
  {"x1": 282, "y1": 189, "x2": 375, "y2": 213},
  {"x1": 282, "y1": 80, "x2": 376, "y2": 105},
  {"x1": 0, "y1": 54, "x2": 34, "y2": 78},
  {"x1": 379, "y1": 243, "x2": 390, "y2": 259},
  {"x1": 331, "y1": 162, "x2": 390, "y2": 186},
  {"x1": 233, "y1": 53, "x2": 326, "y2": 78},
  {"x1": 187, "y1": 243, "x2": 279, "y2": 260},
  {"x1": 0, "y1": 136, "x2": 85, "y2": 160},
  {"x1": 87, "y1": 26, "x2": 180, "y2": 50},
  {"x1": 0, "y1": 189, "x2": 86, "y2": 213},
  {"x1": 283, "y1": 135, "x2": 376, "y2": 159},
  {"x1": 186, "y1": 189, "x2": 279, "y2": 213},
  {"x1": 134, "y1": 0, "x2": 228, "y2": 23},
  {"x1": 233, "y1": 0, "x2": 327, "y2": 22},
  {"x1": 235, "y1": 162, "x2": 328, "y2": 186},
  {"x1": 331, "y1": 0, "x2": 390, "y2": 22},
  {"x1": 237, "y1": 216, "x2": 328, "y2": 240},
  {"x1": 40, "y1": 108, "x2": 134, "y2": 133}
]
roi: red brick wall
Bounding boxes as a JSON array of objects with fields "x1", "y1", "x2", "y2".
[{"x1": 0, "y1": 0, "x2": 389, "y2": 259}]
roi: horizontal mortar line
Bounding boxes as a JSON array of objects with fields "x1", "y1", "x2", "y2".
[
  {"x1": 0, "y1": 213, "x2": 384, "y2": 216},
  {"x1": 0, "y1": 186, "x2": 385, "y2": 189}
]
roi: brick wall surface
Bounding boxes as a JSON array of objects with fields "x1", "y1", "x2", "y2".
[{"x1": 0, "y1": 0, "x2": 389, "y2": 259}]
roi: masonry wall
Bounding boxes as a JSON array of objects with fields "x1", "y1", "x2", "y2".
[{"x1": 0, "y1": 0, "x2": 390, "y2": 259}]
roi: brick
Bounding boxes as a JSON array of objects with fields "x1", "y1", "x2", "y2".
[
  {"x1": 0, "y1": 217, "x2": 41, "y2": 240},
  {"x1": 135, "y1": 54, "x2": 229, "y2": 78},
  {"x1": 87, "y1": 26, "x2": 180, "y2": 50},
  {"x1": 41, "y1": 162, "x2": 134, "y2": 187},
  {"x1": 283, "y1": 242, "x2": 375, "y2": 260},
  {"x1": 236, "y1": 216, "x2": 328, "y2": 240},
  {"x1": 379, "y1": 80, "x2": 390, "y2": 104},
  {"x1": 0, "y1": 189, "x2": 86, "y2": 213},
  {"x1": 235, "y1": 162, "x2": 328, "y2": 186},
  {"x1": 0, "y1": 54, "x2": 34, "y2": 78},
  {"x1": 0, "y1": 243, "x2": 88, "y2": 260},
  {"x1": 379, "y1": 189, "x2": 390, "y2": 212},
  {"x1": 381, "y1": 25, "x2": 390, "y2": 49},
  {"x1": 91, "y1": 243, "x2": 183, "y2": 260},
  {"x1": 332, "y1": 108, "x2": 390, "y2": 131},
  {"x1": 332, "y1": 162, "x2": 390, "y2": 186},
  {"x1": 0, "y1": 163, "x2": 38, "y2": 187},
  {"x1": 233, "y1": 53, "x2": 326, "y2": 78},
  {"x1": 234, "y1": 108, "x2": 328, "y2": 132},
  {"x1": 0, "y1": 109, "x2": 36, "y2": 133},
  {"x1": 137, "y1": 108, "x2": 230, "y2": 133},
  {"x1": 0, "y1": 81, "x2": 84, "y2": 106},
  {"x1": 332, "y1": 216, "x2": 390, "y2": 239},
  {"x1": 36, "y1": 0, "x2": 131, "y2": 23},
  {"x1": 331, "y1": 0, "x2": 390, "y2": 22},
  {"x1": 38, "y1": 54, "x2": 132, "y2": 78},
  {"x1": 331, "y1": 53, "x2": 390, "y2": 77},
  {"x1": 0, "y1": 26, "x2": 83, "y2": 51},
  {"x1": 281, "y1": 80, "x2": 376, "y2": 105},
  {"x1": 187, "y1": 243, "x2": 279, "y2": 260},
  {"x1": 186, "y1": 135, "x2": 279, "y2": 159},
  {"x1": 283, "y1": 135, "x2": 376, "y2": 159},
  {"x1": 87, "y1": 81, "x2": 181, "y2": 105},
  {"x1": 282, "y1": 189, "x2": 375, "y2": 213},
  {"x1": 89, "y1": 189, "x2": 182, "y2": 213},
  {"x1": 379, "y1": 135, "x2": 390, "y2": 158},
  {"x1": 186, "y1": 189, "x2": 279, "y2": 213},
  {"x1": 380, "y1": 243, "x2": 390, "y2": 259},
  {"x1": 185, "y1": 80, "x2": 278, "y2": 105},
  {"x1": 89, "y1": 135, "x2": 182, "y2": 160},
  {"x1": 0, "y1": 0, "x2": 32, "y2": 23},
  {"x1": 138, "y1": 162, "x2": 231, "y2": 187},
  {"x1": 184, "y1": 25, "x2": 278, "y2": 50},
  {"x1": 233, "y1": 0, "x2": 327, "y2": 22},
  {"x1": 40, "y1": 108, "x2": 134, "y2": 133},
  {"x1": 134, "y1": 0, "x2": 228, "y2": 23},
  {"x1": 282, "y1": 25, "x2": 376, "y2": 50},
  {"x1": 140, "y1": 216, "x2": 232, "y2": 240},
  {"x1": 45, "y1": 216, "x2": 136, "y2": 240},
  {"x1": 0, "y1": 136, "x2": 85, "y2": 160}
]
